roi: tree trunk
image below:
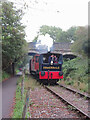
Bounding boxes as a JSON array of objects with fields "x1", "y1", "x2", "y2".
[{"x1": 12, "y1": 62, "x2": 15, "y2": 75}]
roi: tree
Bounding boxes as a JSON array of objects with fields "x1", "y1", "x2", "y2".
[
  {"x1": 1, "y1": 1, "x2": 27, "y2": 74},
  {"x1": 66, "y1": 26, "x2": 77, "y2": 41},
  {"x1": 35, "y1": 25, "x2": 76, "y2": 43},
  {"x1": 71, "y1": 26, "x2": 88, "y2": 56},
  {"x1": 39, "y1": 25, "x2": 63, "y2": 42},
  {"x1": 33, "y1": 35, "x2": 39, "y2": 42}
]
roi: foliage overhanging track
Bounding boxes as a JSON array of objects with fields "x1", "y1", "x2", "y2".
[{"x1": 44, "y1": 85, "x2": 90, "y2": 119}]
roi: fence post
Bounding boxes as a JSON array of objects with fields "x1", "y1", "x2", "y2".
[
  {"x1": 24, "y1": 68, "x2": 26, "y2": 75},
  {"x1": 22, "y1": 87, "x2": 30, "y2": 118},
  {"x1": 21, "y1": 71, "x2": 24, "y2": 100}
]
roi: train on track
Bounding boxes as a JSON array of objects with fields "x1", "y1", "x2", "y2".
[{"x1": 29, "y1": 52, "x2": 63, "y2": 84}]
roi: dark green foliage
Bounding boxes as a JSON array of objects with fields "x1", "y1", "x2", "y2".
[
  {"x1": 62, "y1": 57, "x2": 88, "y2": 92},
  {"x1": 36, "y1": 25, "x2": 77, "y2": 43},
  {"x1": 40, "y1": 25, "x2": 63, "y2": 42},
  {"x1": 35, "y1": 25, "x2": 78, "y2": 43},
  {"x1": 2, "y1": 71, "x2": 10, "y2": 81},
  {"x1": 63, "y1": 59, "x2": 78, "y2": 80},
  {"x1": 82, "y1": 39, "x2": 90, "y2": 56},
  {"x1": 66, "y1": 26, "x2": 77, "y2": 41},
  {"x1": 1, "y1": 1, "x2": 27, "y2": 73},
  {"x1": 71, "y1": 26, "x2": 88, "y2": 56},
  {"x1": 16, "y1": 55, "x2": 29, "y2": 69}
]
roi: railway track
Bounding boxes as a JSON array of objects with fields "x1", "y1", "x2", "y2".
[
  {"x1": 44, "y1": 85, "x2": 90, "y2": 119},
  {"x1": 58, "y1": 83, "x2": 90, "y2": 99},
  {"x1": 28, "y1": 75, "x2": 90, "y2": 118}
]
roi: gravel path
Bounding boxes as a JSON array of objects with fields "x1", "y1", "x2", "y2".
[
  {"x1": 2, "y1": 76, "x2": 18, "y2": 118},
  {"x1": 48, "y1": 86, "x2": 89, "y2": 115},
  {"x1": 29, "y1": 87, "x2": 81, "y2": 118}
]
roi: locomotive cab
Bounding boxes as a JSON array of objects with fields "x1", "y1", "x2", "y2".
[{"x1": 39, "y1": 52, "x2": 63, "y2": 84}]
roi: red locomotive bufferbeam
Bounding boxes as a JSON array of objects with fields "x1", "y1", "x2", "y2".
[{"x1": 29, "y1": 52, "x2": 63, "y2": 84}]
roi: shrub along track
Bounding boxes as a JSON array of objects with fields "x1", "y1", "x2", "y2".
[{"x1": 45, "y1": 84, "x2": 90, "y2": 119}]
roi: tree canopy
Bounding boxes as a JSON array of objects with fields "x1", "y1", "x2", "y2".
[
  {"x1": 71, "y1": 26, "x2": 89, "y2": 56},
  {"x1": 33, "y1": 25, "x2": 77, "y2": 43},
  {"x1": 1, "y1": 1, "x2": 27, "y2": 73},
  {"x1": 39, "y1": 25, "x2": 62, "y2": 42},
  {"x1": 33, "y1": 25, "x2": 88, "y2": 57}
]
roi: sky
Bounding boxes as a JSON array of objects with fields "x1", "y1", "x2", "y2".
[{"x1": 8, "y1": 0, "x2": 89, "y2": 42}]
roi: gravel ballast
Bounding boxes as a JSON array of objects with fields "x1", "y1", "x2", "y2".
[
  {"x1": 48, "y1": 86, "x2": 89, "y2": 115},
  {"x1": 29, "y1": 87, "x2": 81, "y2": 118}
]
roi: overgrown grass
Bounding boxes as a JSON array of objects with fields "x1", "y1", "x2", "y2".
[
  {"x1": 59, "y1": 57, "x2": 89, "y2": 93},
  {"x1": 12, "y1": 75, "x2": 41, "y2": 118},
  {"x1": 12, "y1": 86, "x2": 24, "y2": 118},
  {"x1": 24, "y1": 75, "x2": 41, "y2": 90},
  {"x1": 2, "y1": 71, "x2": 10, "y2": 81},
  {"x1": 12, "y1": 76, "x2": 31, "y2": 118},
  {"x1": 12, "y1": 77, "x2": 26, "y2": 118}
]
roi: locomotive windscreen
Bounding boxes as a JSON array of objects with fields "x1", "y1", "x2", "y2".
[{"x1": 42, "y1": 53, "x2": 60, "y2": 63}]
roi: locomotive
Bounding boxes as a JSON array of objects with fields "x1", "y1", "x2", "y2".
[{"x1": 29, "y1": 52, "x2": 63, "y2": 84}]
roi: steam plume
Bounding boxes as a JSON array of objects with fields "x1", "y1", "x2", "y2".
[{"x1": 36, "y1": 34, "x2": 53, "y2": 53}]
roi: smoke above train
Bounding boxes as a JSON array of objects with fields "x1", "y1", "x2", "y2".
[{"x1": 36, "y1": 34, "x2": 53, "y2": 54}]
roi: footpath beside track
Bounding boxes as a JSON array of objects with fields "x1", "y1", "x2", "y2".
[{"x1": 2, "y1": 76, "x2": 19, "y2": 118}]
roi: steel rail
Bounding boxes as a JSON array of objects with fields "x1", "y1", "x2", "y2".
[
  {"x1": 58, "y1": 83, "x2": 90, "y2": 99},
  {"x1": 45, "y1": 86, "x2": 90, "y2": 119}
]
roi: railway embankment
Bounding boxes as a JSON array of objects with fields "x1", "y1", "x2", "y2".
[
  {"x1": 12, "y1": 75, "x2": 89, "y2": 118},
  {"x1": 60, "y1": 57, "x2": 89, "y2": 93}
]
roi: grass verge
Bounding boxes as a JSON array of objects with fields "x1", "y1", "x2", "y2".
[
  {"x1": 12, "y1": 75, "x2": 41, "y2": 118},
  {"x1": 2, "y1": 71, "x2": 10, "y2": 82},
  {"x1": 12, "y1": 77, "x2": 26, "y2": 118}
]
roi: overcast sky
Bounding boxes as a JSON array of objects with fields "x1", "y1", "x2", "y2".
[{"x1": 8, "y1": 0, "x2": 89, "y2": 42}]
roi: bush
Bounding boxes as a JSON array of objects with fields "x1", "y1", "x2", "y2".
[
  {"x1": 62, "y1": 57, "x2": 89, "y2": 92},
  {"x1": 2, "y1": 71, "x2": 10, "y2": 81}
]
